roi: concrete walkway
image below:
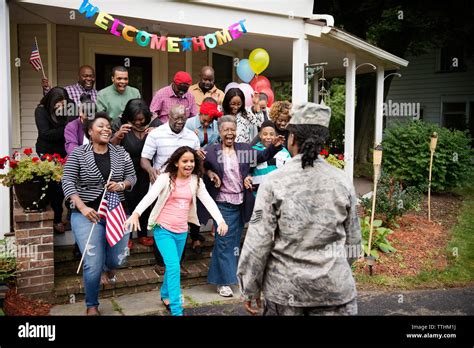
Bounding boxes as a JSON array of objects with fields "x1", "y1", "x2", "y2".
[
  {"x1": 50, "y1": 284, "x2": 241, "y2": 316},
  {"x1": 50, "y1": 285, "x2": 474, "y2": 316}
]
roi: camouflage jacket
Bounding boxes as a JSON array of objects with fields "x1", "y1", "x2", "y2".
[{"x1": 237, "y1": 154, "x2": 361, "y2": 307}]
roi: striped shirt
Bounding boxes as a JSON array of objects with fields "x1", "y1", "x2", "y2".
[
  {"x1": 62, "y1": 143, "x2": 137, "y2": 205},
  {"x1": 141, "y1": 122, "x2": 200, "y2": 171}
]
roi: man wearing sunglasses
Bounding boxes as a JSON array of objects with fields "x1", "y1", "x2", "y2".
[{"x1": 150, "y1": 71, "x2": 198, "y2": 124}]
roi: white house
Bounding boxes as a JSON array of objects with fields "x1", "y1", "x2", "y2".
[{"x1": 0, "y1": 0, "x2": 408, "y2": 237}]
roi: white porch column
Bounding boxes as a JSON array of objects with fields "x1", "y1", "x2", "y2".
[
  {"x1": 291, "y1": 37, "x2": 309, "y2": 104},
  {"x1": 0, "y1": 0, "x2": 12, "y2": 237},
  {"x1": 374, "y1": 64, "x2": 385, "y2": 146},
  {"x1": 344, "y1": 53, "x2": 356, "y2": 182}
]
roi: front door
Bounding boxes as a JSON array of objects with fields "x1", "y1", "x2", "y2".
[{"x1": 95, "y1": 54, "x2": 153, "y2": 105}]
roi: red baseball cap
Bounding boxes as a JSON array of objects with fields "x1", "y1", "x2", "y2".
[{"x1": 173, "y1": 71, "x2": 192, "y2": 85}]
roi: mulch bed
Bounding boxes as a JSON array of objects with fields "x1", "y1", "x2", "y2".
[
  {"x1": 4, "y1": 288, "x2": 51, "y2": 316},
  {"x1": 354, "y1": 193, "x2": 463, "y2": 277}
]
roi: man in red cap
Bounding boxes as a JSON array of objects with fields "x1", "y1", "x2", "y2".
[{"x1": 150, "y1": 71, "x2": 198, "y2": 123}]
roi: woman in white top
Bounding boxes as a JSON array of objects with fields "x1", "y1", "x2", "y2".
[
  {"x1": 222, "y1": 88, "x2": 264, "y2": 143},
  {"x1": 125, "y1": 146, "x2": 228, "y2": 316}
]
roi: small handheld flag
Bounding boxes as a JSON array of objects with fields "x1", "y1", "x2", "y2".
[{"x1": 99, "y1": 191, "x2": 127, "y2": 247}]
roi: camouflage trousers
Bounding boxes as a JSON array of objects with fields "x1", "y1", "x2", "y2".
[{"x1": 263, "y1": 298, "x2": 358, "y2": 316}]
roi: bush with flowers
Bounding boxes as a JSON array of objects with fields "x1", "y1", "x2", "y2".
[{"x1": 0, "y1": 148, "x2": 65, "y2": 187}]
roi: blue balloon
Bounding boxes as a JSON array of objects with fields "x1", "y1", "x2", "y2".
[{"x1": 236, "y1": 59, "x2": 255, "y2": 83}]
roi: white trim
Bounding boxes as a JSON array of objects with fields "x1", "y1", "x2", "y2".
[
  {"x1": 0, "y1": 0, "x2": 12, "y2": 237},
  {"x1": 10, "y1": 20, "x2": 21, "y2": 149},
  {"x1": 374, "y1": 65, "x2": 384, "y2": 145},
  {"x1": 79, "y1": 32, "x2": 164, "y2": 92},
  {"x1": 324, "y1": 28, "x2": 408, "y2": 68},
  {"x1": 344, "y1": 53, "x2": 356, "y2": 182},
  {"x1": 292, "y1": 37, "x2": 309, "y2": 104},
  {"x1": 46, "y1": 23, "x2": 56, "y2": 86}
]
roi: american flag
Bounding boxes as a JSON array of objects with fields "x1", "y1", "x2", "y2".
[
  {"x1": 98, "y1": 192, "x2": 127, "y2": 247},
  {"x1": 29, "y1": 42, "x2": 43, "y2": 71}
]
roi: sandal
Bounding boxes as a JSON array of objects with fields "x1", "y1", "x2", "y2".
[
  {"x1": 217, "y1": 285, "x2": 233, "y2": 297},
  {"x1": 161, "y1": 298, "x2": 170, "y2": 311},
  {"x1": 86, "y1": 307, "x2": 101, "y2": 316}
]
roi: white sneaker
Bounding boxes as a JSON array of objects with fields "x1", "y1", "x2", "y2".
[{"x1": 217, "y1": 285, "x2": 233, "y2": 297}]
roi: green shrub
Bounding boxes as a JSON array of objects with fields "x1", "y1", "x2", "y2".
[
  {"x1": 360, "y1": 216, "x2": 396, "y2": 259},
  {"x1": 360, "y1": 172, "x2": 423, "y2": 225},
  {"x1": 382, "y1": 121, "x2": 473, "y2": 192}
]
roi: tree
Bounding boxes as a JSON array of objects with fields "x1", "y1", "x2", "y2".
[{"x1": 316, "y1": 0, "x2": 474, "y2": 165}]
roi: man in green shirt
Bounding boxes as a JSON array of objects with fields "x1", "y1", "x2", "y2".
[{"x1": 96, "y1": 66, "x2": 141, "y2": 119}]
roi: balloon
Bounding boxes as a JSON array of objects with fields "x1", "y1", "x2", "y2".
[
  {"x1": 236, "y1": 59, "x2": 255, "y2": 83},
  {"x1": 249, "y1": 48, "x2": 270, "y2": 75},
  {"x1": 238, "y1": 83, "x2": 254, "y2": 108},
  {"x1": 256, "y1": 87, "x2": 274, "y2": 107},
  {"x1": 250, "y1": 75, "x2": 271, "y2": 91},
  {"x1": 224, "y1": 82, "x2": 239, "y2": 94}
]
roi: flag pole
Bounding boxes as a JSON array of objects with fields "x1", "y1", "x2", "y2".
[
  {"x1": 76, "y1": 170, "x2": 114, "y2": 274},
  {"x1": 34, "y1": 36, "x2": 47, "y2": 80}
]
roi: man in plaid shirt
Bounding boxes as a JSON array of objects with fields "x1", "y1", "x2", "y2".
[
  {"x1": 41, "y1": 65, "x2": 97, "y2": 105},
  {"x1": 150, "y1": 71, "x2": 198, "y2": 124}
]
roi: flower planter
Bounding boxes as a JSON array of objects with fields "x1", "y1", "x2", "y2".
[{"x1": 14, "y1": 179, "x2": 50, "y2": 212}]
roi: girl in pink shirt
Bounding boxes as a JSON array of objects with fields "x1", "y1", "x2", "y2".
[{"x1": 126, "y1": 146, "x2": 228, "y2": 316}]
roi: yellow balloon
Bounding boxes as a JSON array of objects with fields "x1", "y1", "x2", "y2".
[{"x1": 249, "y1": 48, "x2": 270, "y2": 75}]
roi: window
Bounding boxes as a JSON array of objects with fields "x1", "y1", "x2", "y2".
[
  {"x1": 442, "y1": 102, "x2": 468, "y2": 131},
  {"x1": 437, "y1": 45, "x2": 466, "y2": 72}
]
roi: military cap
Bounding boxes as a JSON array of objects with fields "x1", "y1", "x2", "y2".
[{"x1": 289, "y1": 102, "x2": 331, "y2": 127}]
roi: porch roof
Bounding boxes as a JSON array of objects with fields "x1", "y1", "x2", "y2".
[{"x1": 14, "y1": 0, "x2": 408, "y2": 78}]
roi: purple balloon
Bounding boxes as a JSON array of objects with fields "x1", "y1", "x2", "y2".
[
  {"x1": 224, "y1": 82, "x2": 240, "y2": 94},
  {"x1": 238, "y1": 83, "x2": 255, "y2": 107}
]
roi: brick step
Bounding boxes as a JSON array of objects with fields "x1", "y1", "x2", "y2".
[
  {"x1": 54, "y1": 231, "x2": 216, "y2": 263},
  {"x1": 53, "y1": 259, "x2": 210, "y2": 305},
  {"x1": 54, "y1": 249, "x2": 213, "y2": 277}
]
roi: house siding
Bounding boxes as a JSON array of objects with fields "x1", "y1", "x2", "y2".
[
  {"x1": 18, "y1": 24, "x2": 48, "y2": 150},
  {"x1": 386, "y1": 49, "x2": 474, "y2": 125}
]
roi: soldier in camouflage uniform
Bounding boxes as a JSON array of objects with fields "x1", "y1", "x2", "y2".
[{"x1": 237, "y1": 102, "x2": 362, "y2": 316}]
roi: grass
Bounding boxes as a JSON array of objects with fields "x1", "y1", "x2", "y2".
[
  {"x1": 110, "y1": 298, "x2": 123, "y2": 314},
  {"x1": 355, "y1": 183, "x2": 474, "y2": 290}
]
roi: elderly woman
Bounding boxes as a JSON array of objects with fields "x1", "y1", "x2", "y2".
[
  {"x1": 202, "y1": 115, "x2": 284, "y2": 297},
  {"x1": 62, "y1": 112, "x2": 137, "y2": 316}
]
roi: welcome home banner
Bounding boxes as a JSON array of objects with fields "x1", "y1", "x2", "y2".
[{"x1": 78, "y1": 0, "x2": 248, "y2": 52}]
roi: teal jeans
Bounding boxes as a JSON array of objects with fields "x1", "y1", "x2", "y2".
[{"x1": 154, "y1": 226, "x2": 188, "y2": 316}]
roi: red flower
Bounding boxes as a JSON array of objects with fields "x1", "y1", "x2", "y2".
[
  {"x1": 43, "y1": 154, "x2": 53, "y2": 162},
  {"x1": 338, "y1": 154, "x2": 344, "y2": 161},
  {"x1": 23, "y1": 148, "x2": 33, "y2": 156},
  {"x1": 0, "y1": 157, "x2": 6, "y2": 170},
  {"x1": 52, "y1": 153, "x2": 61, "y2": 159},
  {"x1": 320, "y1": 149, "x2": 329, "y2": 157},
  {"x1": 32, "y1": 157, "x2": 40, "y2": 163},
  {"x1": 9, "y1": 160, "x2": 18, "y2": 169}
]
